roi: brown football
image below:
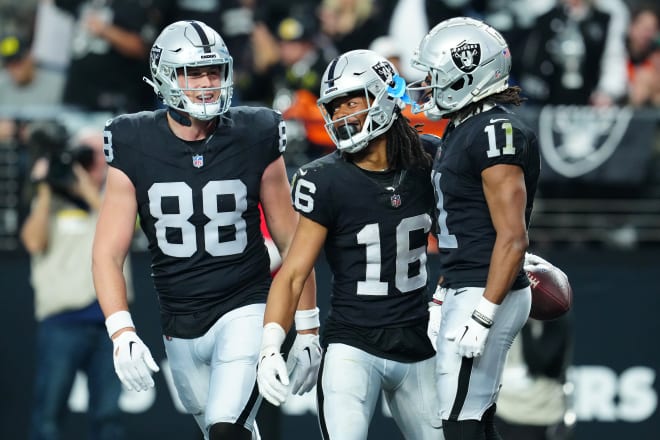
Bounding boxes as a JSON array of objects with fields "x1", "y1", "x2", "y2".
[{"x1": 526, "y1": 263, "x2": 573, "y2": 320}]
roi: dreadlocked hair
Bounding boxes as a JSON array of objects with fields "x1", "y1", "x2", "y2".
[
  {"x1": 447, "y1": 86, "x2": 526, "y2": 123},
  {"x1": 385, "y1": 108, "x2": 432, "y2": 170}
]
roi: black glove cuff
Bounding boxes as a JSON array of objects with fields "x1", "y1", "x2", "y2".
[{"x1": 471, "y1": 310, "x2": 493, "y2": 328}]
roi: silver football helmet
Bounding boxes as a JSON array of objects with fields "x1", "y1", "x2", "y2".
[
  {"x1": 408, "y1": 17, "x2": 511, "y2": 119},
  {"x1": 317, "y1": 49, "x2": 403, "y2": 154},
  {"x1": 144, "y1": 20, "x2": 233, "y2": 120}
]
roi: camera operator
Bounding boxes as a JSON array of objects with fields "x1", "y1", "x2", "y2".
[{"x1": 20, "y1": 123, "x2": 130, "y2": 439}]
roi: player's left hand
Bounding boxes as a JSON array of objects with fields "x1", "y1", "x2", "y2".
[
  {"x1": 257, "y1": 323, "x2": 289, "y2": 406},
  {"x1": 446, "y1": 297, "x2": 498, "y2": 358},
  {"x1": 287, "y1": 333, "x2": 322, "y2": 395}
]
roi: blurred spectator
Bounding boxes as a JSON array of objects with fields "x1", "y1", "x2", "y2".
[
  {"x1": 20, "y1": 122, "x2": 132, "y2": 440},
  {"x1": 495, "y1": 313, "x2": 575, "y2": 440},
  {"x1": 318, "y1": 0, "x2": 392, "y2": 54},
  {"x1": 0, "y1": 32, "x2": 66, "y2": 108},
  {"x1": 389, "y1": 0, "x2": 428, "y2": 81},
  {"x1": 244, "y1": 7, "x2": 331, "y2": 103},
  {"x1": 54, "y1": 0, "x2": 157, "y2": 113},
  {"x1": 625, "y1": 4, "x2": 660, "y2": 83},
  {"x1": 515, "y1": 0, "x2": 628, "y2": 107},
  {"x1": 31, "y1": 0, "x2": 75, "y2": 75},
  {"x1": 243, "y1": 8, "x2": 335, "y2": 162},
  {"x1": 154, "y1": 0, "x2": 258, "y2": 105},
  {"x1": 629, "y1": 36, "x2": 660, "y2": 107},
  {"x1": 626, "y1": 3, "x2": 660, "y2": 105},
  {"x1": 368, "y1": 35, "x2": 404, "y2": 72}
]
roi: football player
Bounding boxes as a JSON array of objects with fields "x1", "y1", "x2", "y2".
[
  {"x1": 256, "y1": 49, "x2": 444, "y2": 439},
  {"x1": 91, "y1": 21, "x2": 319, "y2": 440},
  {"x1": 408, "y1": 17, "x2": 541, "y2": 440}
]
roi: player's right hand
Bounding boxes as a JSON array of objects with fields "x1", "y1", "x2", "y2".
[
  {"x1": 257, "y1": 323, "x2": 289, "y2": 406},
  {"x1": 112, "y1": 331, "x2": 159, "y2": 391},
  {"x1": 524, "y1": 252, "x2": 551, "y2": 271}
]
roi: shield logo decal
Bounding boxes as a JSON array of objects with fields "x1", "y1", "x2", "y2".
[{"x1": 451, "y1": 41, "x2": 481, "y2": 73}]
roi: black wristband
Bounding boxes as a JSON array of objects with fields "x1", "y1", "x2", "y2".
[{"x1": 471, "y1": 310, "x2": 493, "y2": 328}]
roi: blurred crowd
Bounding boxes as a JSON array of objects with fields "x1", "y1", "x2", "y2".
[
  {"x1": 0, "y1": 0, "x2": 659, "y2": 239},
  {"x1": 1, "y1": 0, "x2": 658, "y2": 118}
]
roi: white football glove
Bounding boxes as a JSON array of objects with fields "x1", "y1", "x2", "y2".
[
  {"x1": 287, "y1": 333, "x2": 322, "y2": 395},
  {"x1": 427, "y1": 286, "x2": 446, "y2": 351},
  {"x1": 112, "y1": 331, "x2": 159, "y2": 391},
  {"x1": 257, "y1": 323, "x2": 289, "y2": 406},
  {"x1": 446, "y1": 297, "x2": 499, "y2": 358}
]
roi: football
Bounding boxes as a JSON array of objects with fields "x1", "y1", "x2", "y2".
[{"x1": 525, "y1": 257, "x2": 573, "y2": 320}]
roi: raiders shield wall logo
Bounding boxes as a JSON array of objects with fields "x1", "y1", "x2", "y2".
[
  {"x1": 538, "y1": 105, "x2": 633, "y2": 178},
  {"x1": 451, "y1": 41, "x2": 481, "y2": 73}
]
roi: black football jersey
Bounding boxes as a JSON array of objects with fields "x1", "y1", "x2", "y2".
[
  {"x1": 104, "y1": 107, "x2": 286, "y2": 338},
  {"x1": 432, "y1": 106, "x2": 540, "y2": 289},
  {"x1": 291, "y1": 146, "x2": 440, "y2": 362}
]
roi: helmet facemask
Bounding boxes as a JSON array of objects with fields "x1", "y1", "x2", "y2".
[
  {"x1": 319, "y1": 86, "x2": 397, "y2": 154},
  {"x1": 171, "y1": 63, "x2": 233, "y2": 120}
]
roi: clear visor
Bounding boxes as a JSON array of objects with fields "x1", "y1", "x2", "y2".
[
  {"x1": 406, "y1": 64, "x2": 456, "y2": 115},
  {"x1": 406, "y1": 79, "x2": 436, "y2": 115}
]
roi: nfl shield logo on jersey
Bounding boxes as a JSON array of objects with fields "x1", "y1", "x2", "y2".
[
  {"x1": 390, "y1": 193, "x2": 402, "y2": 208},
  {"x1": 192, "y1": 154, "x2": 204, "y2": 168}
]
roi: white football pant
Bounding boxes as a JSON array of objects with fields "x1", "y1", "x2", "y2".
[
  {"x1": 164, "y1": 303, "x2": 265, "y2": 439},
  {"x1": 435, "y1": 286, "x2": 531, "y2": 421},
  {"x1": 318, "y1": 343, "x2": 443, "y2": 440}
]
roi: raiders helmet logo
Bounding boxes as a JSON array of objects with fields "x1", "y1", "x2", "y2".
[
  {"x1": 372, "y1": 61, "x2": 395, "y2": 84},
  {"x1": 451, "y1": 41, "x2": 481, "y2": 73},
  {"x1": 150, "y1": 45, "x2": 163, "y2": 72}
]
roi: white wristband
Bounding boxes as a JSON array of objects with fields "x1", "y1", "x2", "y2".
[
  {"x1": 105, "y1": 310, "x2": 135, "y2": 338},
  {"x1": 262, "y1": 322, "x2": 286, "y2": 349},
  {"x1": 432, "y1": 285, "x2": 446, "y2": 303},
  {"x1": 472, "y1": 297, "x2": 499, "y2": 328},
  {"x1": 294, "y1": 307, "x2": 320, "y2": 331}
]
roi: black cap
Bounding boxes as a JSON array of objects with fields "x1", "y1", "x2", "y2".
[{"x1": 277, "y1": 14, "x2": 316, "y2": 42}]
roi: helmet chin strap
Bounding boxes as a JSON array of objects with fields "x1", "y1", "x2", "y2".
[{"x1": 168, "y1": 107, "x2": 192, "y2": 127}]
